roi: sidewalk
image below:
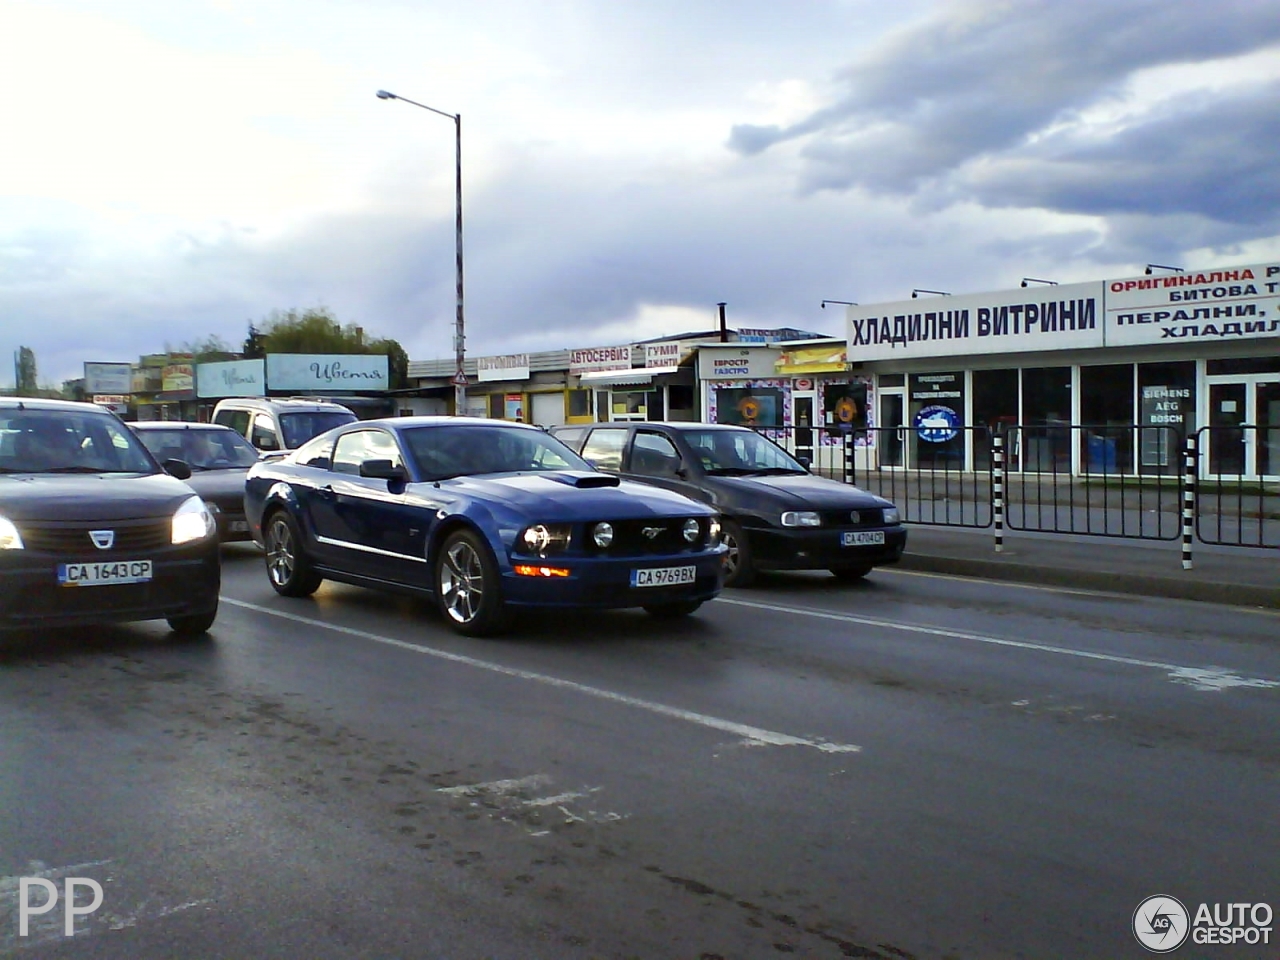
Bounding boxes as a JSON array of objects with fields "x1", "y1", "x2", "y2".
[{"x1": 896, "y1": 524, "x2": 1280, "y2": 609}]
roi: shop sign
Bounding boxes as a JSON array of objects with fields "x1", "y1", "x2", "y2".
[
  {"x1": 698, "y1": 347, "x2": 781, "y2": 380},
  {"x1": 570, "y1": 345, "x2": 632, "y2": 374},
  {"x1": 197, "y1": 359, "x2": 265, "y2": 398},
  {"x1": 478, "y1": 353, "x2": 530, "y2": 382},
  {"x1": 644, "y1": 343, "x2": 681, "y2": 368},
  {"x1": 914, "y1": 405, "x2": 961, "y2": 443},
  {"x1": 83, "y1": 362, "x2": 133, "y2": 395},
  {"x1": 161, "y1": 363, "x2": 194, "y2": 393},
  {"x1": 266, "y1": 354, "x2": 389, "y2": 391},
  {"x1": 1105, "y1": 261, "x2": 1280, "y2": 347},
  {"x1": 847, "y1": 281, "x2": 1105, "y2": 361}
]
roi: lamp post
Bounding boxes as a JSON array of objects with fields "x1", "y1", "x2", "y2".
[
  {"x1": 377, "y1": 89, "x2": 467, "y2": 415},
  {"x1": 820, "y1": 300, "x2": 858, "y2": 309}
]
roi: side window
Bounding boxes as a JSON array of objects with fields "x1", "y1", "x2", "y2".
[
  {"x1": 630, "y1": 432, "x2": 682, "y2": 477},
  {"x1": 552, "y1": 426, "x2": 586, "y2": 452},
  {"x1": 250, "y1": 414, "x2": 280, "y2": 450},
  {"x1": 332, "y1": 430, "x2": 402, "y2": 475},
  {"x1": 293, "y1": 434, "x2": 334, "y2": 469},
  {"x1": 215, "y1": 408, "x2": 251, "y2": 438},
  {"x1": 580, "y1": 428, "x2": 628, "y2": 473}
]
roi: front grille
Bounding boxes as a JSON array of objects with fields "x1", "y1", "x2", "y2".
[
  {"x1": 16, "y1": 518, "x2": 172, "y2": 555},
  {"x1": 818, "y1": 508, "x2": 884, "y2": 529},
  {"x1": 588, "y1": 518, "x2": 707, "y2": 556}
]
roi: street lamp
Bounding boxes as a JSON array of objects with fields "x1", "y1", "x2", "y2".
[
  {"x1": 377, "y1": 89, "x2": 467, "y2": 415},
  {"x1": 820, "y1": 300, "x2": 858, "y2": 309},
  {"x1": 911, "y1": 288, "x2": 950, "y2": 298}
]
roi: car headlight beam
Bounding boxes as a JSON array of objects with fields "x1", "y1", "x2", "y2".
[
  {"x1": 0, "y1": 515, "x2": 24, "y2": 550},
  {"x1": 171, "y1": 496, "x2": 216, "y2": 545}
]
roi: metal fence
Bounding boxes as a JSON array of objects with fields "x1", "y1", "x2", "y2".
[
  {"x1": 1193, "y1": 425, "x2": 1280, "y2": 548},
  {"x1": 754, "y1": 422, "x2": 1280, "y2": 554}
]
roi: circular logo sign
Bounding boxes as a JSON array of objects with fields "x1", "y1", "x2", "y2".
[
  {"x1": 1132, "y1": 895, "x2": 1190, "y2": 953},
  {"x1": 834, "y1": 397, "x2": 858, "y2": 424},
  {"x1": 913, "y1": 404, "x2": 960, "y2": 443},
  {"x1": 737, "y1": 397, "x2": 761, "y2": 422}
]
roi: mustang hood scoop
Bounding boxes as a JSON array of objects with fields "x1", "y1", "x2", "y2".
[{"x1": 547, "y1": 471, "x2": 621, "y2": 488}]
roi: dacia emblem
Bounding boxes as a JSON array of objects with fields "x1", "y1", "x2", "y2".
[{"x1": 89, "y1": 529, "x2": 115, "y2": 550}]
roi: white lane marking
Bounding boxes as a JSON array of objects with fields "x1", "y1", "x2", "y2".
[
  {"x1": 223, "y1": 598, "x2": 862, "y2": 754},
  {"x1": 717, "y1": 597, "x2": 1280, "y2": 693},
  {"x1": 437, "y1": 775, "x2": 551, "y2": 797}
]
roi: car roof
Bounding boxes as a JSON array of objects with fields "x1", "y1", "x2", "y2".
[
  {"x1": 566, "y1": 421, "x2": 747, "y2": 432},
  {"x1": 214, "y1": 397, "x2": 352, "y2": 411},
  {"x1": 349, "y1": 416, "x2": 544, "y2": 432},
  {"x1": 0, "y1": 397, "x2": 118, "y2": 415},
  {"x1": 130, "y1": 421, "x2": 238, "y2": 431}
]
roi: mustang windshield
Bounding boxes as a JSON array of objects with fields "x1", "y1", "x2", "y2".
[
  {"x1": 0, "y1": 409, "x2": 156, "y2": 474},
  {"x1": 137, "y1": 428, "x2": 260, "y2": 470},
  {"x1": 683, "y1": 429, "x2": 806, "y2": 475},
  {"x1": 403, "y1": 425, "x2": 590, "y2": 480}
]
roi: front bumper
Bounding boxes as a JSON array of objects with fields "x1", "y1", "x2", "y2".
[
  {"x1": 748, "y1": 525, "x2": 907, "y2": 571},
  {"x1": 0, "y1": 540, "x2": 221, "y2": 631},
  {"x1": 500, "y1": 547, "x2": 726, "y2": 609}
]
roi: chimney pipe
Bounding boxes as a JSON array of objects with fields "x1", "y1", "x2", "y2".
[{"x1": 717, "y1": 302, "x2": 727, "y2": 343}]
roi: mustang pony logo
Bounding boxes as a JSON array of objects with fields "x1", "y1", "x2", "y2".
[
  {"x1": 89, "y1": 530, "x2": 115, "y2": 550},
  {"x1": 641, "y1": 526, "x2": 663, "y2": 540}
]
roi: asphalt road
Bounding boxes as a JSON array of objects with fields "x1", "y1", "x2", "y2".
[{"x1": 2, "y1": 545, "x2": 1278, "y2": 959}]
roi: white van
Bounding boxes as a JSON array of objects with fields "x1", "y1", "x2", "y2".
[{"x1": 211, "y1": 397, "x2": 357, "y2": 453}]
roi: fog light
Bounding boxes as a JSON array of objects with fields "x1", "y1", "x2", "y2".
[
  {"x1": 592, "y1": 522, "x2": 614, "y2": 548},
  {"x1": 682, "y1": 518, "x2": 700, "y2": 543}
]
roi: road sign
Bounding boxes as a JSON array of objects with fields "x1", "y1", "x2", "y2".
[{"x1": 452, "y1": 371, "x2": 469, "y2": 386}]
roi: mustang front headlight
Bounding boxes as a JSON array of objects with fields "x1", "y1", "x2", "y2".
[
  {"x1": 519, "y1": 523, "x2": 571, "y2": 556},
  {"x1": 172, "y1": 496, "x2": 216, "y2": 545},
  {"x1": 882, "y1": 507, "x2": 901, "y2": 525},
  {"x1": 780, "y1": 511, "x2": 822, "y2": 527},
  {"x1": 0, "y1": 515, "x2": 24, "y2": 550},
  {"x1": 682, "y1": 518, "x2": 700, "y2": 543}
]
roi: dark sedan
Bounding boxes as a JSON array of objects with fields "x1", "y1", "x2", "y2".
[
  {"x1": 244, "y1": 417, "x2": 726, "y2": 635},
  {"x1": 130, "y1": 422, "x2": 260, "y2": 541},
  {"x1": 553, "y1": 421, "x2": 906, "y2": 587},
  {"x1": 0, "y1": 399, "x2": 220, "y2": 635}
]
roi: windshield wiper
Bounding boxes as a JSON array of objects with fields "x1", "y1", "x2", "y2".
[
  {"x1": 43, "y1": 466, "x2": 109, "y2": 473},
  {"x1": 704, "y1": 467, "x2": 757, "y2": 476},
  {"x1": 747, "y1": 467, "x2": 808, "y2": 475}
]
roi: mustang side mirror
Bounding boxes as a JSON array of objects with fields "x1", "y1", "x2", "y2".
[
  {"x1": 674, "y1": 465, "x2": 689, "y2": 479},
  {"x1": 162, "y1": 458, "x2": 192, "y2": 481},
  {"x1": 360, "y1": 459, "x2": 409, "y2": 482}
]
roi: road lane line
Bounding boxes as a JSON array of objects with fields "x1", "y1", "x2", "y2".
[
  {"x1": 221, "y1": 598, "x2": 861, "y2": 754},
  {"x1": 716, "y1": 597, "x2": 1280, "y2": 692}
]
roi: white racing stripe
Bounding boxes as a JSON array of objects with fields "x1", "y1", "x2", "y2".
[
  {"x1": 221, "y1": 598, "x2": 861, "y2": 754},
  {"x1": 716, "y1": 597, "x2": 1280, "y2": 692}
]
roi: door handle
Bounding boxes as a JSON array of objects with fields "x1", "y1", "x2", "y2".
[{"x1": 318, "y1": 484, "x2": 335, "y2": 499}]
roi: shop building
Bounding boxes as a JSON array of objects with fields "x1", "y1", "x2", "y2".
[{"x1": 836, "y1": 261, "x2": 1280, "y2": 479}]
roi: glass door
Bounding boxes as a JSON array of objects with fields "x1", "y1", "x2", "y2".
[
  {"x1": 1208, "y1": 383, "x2": 1247, "y2": 476},
  {"x1": 793, "y1": 394, "x2": 815, "y2": 463},
  {"x1": 879, "y1": 391, "x2": 905, "y2": 467}
]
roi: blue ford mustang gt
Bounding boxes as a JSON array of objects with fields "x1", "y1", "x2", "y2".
[{"x1": 244, "y1": 417, "x2": 726, "y2": 635}]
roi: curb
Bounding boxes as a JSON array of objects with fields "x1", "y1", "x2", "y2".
[{"x1": 894, "y1": 553, "x2": 1280, "y2": 610}]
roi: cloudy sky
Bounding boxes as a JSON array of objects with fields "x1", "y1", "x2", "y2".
[{"x1": 3, "y1": 0, "x2": 1280, "y2": 385}]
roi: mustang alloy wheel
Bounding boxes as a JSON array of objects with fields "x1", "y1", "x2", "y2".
[
  {"x1": 434, "y1": 529, "x2": 509, "y2": 636},
  {"x1": 264, "y1": 511, "x2": 323, "y2": 597}
]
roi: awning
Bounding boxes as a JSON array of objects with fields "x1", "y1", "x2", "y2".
[{"x1": 578, "y1": 370, "x2": 654, "y2": 386}]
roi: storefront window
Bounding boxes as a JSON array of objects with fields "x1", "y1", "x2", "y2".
[
  {"x1": 908, "y1": 372, "x2": 965, "y2": 469},
  {"x1": 821, "y1": 382, "x2": 868, "y2": 433},
  {"x1": 972, "y1": 369, "x2": 1018, "y2": 471},
  {"x1": 567, "y1": 389, "x2": 591, "y2": 418},
  {"x1": 1137, "y1": 361, "x2": 1195, "y2": 475},
  {"x1": 714, "y1": 386, "x2": 785, "y2": 428},
  {"x1": 1080, "y1": 364, "x2": 1134, "y2": 474},
  {"x1": 1020, "y1": 367, "x2": 1071, "y2": 472}
]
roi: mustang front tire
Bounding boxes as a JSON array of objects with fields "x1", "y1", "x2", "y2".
[
  {"x1": 434, "y1": 529, "x2": 510, "y2": 636},
  {"x1": 264, "y1": 510, "x2": 324, "y2": 597}
]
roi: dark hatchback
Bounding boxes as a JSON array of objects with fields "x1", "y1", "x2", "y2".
[
  {"x1": 130, "y1": 422, "x2": 260, "y2": 542},
  {"x1": 244, "y1": 417, "x2": 726, "y2": 636},
  {"x1": 553, "y1": 421, "x2": 906, "y2": 587},
  {"x1": 0, "y1": 399, "x2": 220, "y2": 635}
]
